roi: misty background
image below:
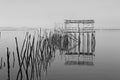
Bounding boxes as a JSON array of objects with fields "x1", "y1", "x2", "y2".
[{"x1": 0, "y1": 0, "x2": 120, "y2": 29}]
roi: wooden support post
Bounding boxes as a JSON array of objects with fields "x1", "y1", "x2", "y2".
[
  {"x1": 82, "y1": 24, "x2": 85, "y2": 53},
  {"x1": 78, "y1": 26, "x2": 81, "y2": 53},
  {"x1": 74, "y1": 33, "x2": 77, "y2": 52},
  {"x1": 70, "y1": 33, "x2": 73, "y2": 48},
  {"x1": 91, "y1": 32, "x2": 95, "y2": 53},
  {"x1": 87, "y1": 32, "x2": 90, "y2": 53}
]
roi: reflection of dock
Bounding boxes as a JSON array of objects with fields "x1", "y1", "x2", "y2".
[
  {"x1": 65, "y1": 60, "x2": 94, "y2": 66},
  {"x1": 64, "y1": 53, "x2": 95, "y2": 66},
  {"x1": 65, "y1": 52, "x2": 95, "y2": 56}
]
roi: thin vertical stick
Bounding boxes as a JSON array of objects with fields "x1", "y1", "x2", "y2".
[
  {"x1": 0, "y1": 57, "x2": 3, "y2": 69},
  {"x1": 15, "y1": 37, "x2": 23, "y2": 80},
  {"x1": 13, "y1": 52, "x2": 15, "y2": 68},
  {"x1": 20, "y1": 32, "x2": 28, "y2": 59},
  {"x1": 15, "y1": 37, "x2": 21, "y2": 66},
  {"x1": 7, "y1": 48, "x2": 10, "y2": 80}
]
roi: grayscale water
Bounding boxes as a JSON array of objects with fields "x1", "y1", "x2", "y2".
[{"x1": 0, "y1": 30, "x2": 120, "y2": 80}]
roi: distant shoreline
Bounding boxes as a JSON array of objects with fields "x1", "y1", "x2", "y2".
[
  {"x1": 0, "y1": 27, "x2": 39, "y2": 31},
  {"x1": 94, "y1": 29, "x2": 120, "y2": 31},
  {"x1": 0, "y1": 27, "x2": 120, "y2": 31}
]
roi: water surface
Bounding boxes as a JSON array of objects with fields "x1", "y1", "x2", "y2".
[{"x1": 0, "y1": 30, "x2": 120, "y2": 80}]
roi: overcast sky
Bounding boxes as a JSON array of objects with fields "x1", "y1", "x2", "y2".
[{"x1": 0, "y1": 0, "x2": 120, "y2": 29}]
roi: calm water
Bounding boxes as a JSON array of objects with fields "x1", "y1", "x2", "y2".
[{"x1": 0, "y1": 30, "x2": 120, "y2": 80}]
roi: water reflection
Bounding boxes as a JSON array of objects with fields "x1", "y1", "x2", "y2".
[
  {"x1": 65, "y1": 57, "x2": 94, "y2": 66},
  {"x1": 0, "y1": 29, "x2": 96, "y2": 80},
  {"x1": 0, "y1": 57, "x2": 5, "y2": 70}
]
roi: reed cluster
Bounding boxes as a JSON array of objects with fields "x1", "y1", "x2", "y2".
[{"x1": 6, "y1": 28, "x2": 59, "y2": 80}]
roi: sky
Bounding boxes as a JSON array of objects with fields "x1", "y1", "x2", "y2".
[{"x1": 0, "y1": 0, "x2": 120, "y2": 29}]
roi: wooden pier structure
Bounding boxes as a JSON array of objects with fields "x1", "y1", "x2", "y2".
[{"x1": 63, "y1": 20, "x2": 96, "y2": 55}]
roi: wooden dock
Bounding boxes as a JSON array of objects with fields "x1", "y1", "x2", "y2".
[{"x1": 61, "y1": 19, "x2": 96, "y2": 54}]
